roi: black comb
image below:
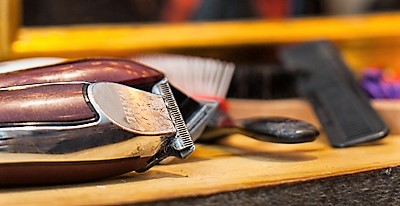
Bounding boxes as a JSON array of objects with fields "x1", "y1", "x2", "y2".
[{"x1": 279, "y1": 40, "x2": 388, "y2": 147}]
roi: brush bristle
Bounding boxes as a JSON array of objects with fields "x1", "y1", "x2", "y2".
[{"x1": 133, "y1": 54, "x2": 235, "y2": 99}]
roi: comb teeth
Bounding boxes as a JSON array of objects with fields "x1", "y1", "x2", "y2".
[{"x1": 157, "y1": 80, "x2": 194, "y2": 158}]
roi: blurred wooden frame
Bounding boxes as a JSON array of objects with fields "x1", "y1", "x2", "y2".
[
  {"x1": 0, "y1": 0, "x2": 20, "y2": 60},
  {"x1": 2, "y1": 1, "x2": 400, "y2": 70}
]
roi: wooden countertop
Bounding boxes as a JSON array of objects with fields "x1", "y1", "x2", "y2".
[{"x1": 1, "y1": 99, "x2": 400, "y2": 205}]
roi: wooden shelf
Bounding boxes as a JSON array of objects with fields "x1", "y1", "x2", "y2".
[
  {"x1": 0, "y1": 0, "x2": 20, "y2": 59},
  {"x1": 0, "y1": 2, "x2": 399, "y2": 69},
  {"x1": 11, "y1": 12, "x2": 400, "y2": 54},
  {"x1": 1, "y1": 99, "x2": 400, "y2": 205},
  {"x1": 2, "y1": 12, "x2": 399, "y2": 69}
]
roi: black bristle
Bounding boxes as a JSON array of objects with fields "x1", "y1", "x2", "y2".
[{"x1": 227, "y1": 64, "x2": 298, "y2": 99}]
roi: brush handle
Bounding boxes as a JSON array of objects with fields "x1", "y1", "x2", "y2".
[
  {"x1": 0, "y1": 58, "x2": 164, "y2": 89},
  {"x1": 0, "y1": 83, "x2": 96, "y2": 125},
  {"x1": 200, "y1": 117, "x2": 319, "y2": 143},
  {"x1": 237, "y1": 117, "x2": 319, "y2": 143}
]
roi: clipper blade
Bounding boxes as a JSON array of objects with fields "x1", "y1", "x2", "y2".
[{"x1": 153, "y1": 79, "x2": 195, "y2": 159}]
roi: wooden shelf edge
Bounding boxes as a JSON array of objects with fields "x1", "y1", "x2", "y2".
[{"x1": 10, "y1": 12, "x2": 400, "y2": 59}]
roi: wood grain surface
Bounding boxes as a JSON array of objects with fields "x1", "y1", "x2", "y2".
[{"x1": 0, "y1": 99, "x2": 400, "y2": 205}]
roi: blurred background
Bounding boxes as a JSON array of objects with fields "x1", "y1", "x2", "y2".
[{"x1": 2, "y1": 0, "x2": 400, "y2": 99}]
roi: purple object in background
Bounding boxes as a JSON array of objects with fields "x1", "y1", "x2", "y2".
[
  {"x1": 361, "y1": 68, "x2": 385, "y2": 98},
  {"x1": 361, "y1": 68, "x2": 400, "y2": 99}
]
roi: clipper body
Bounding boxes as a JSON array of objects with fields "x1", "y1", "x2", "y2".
[{"x1": 0, "y1": 82, "x2": 194, "y2": 185}]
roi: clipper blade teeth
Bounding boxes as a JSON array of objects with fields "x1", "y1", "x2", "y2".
[{"x1": 158, "y1": 80, "x2": 194, "y2": 158}]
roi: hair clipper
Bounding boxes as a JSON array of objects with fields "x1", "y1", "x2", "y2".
[{"x1": 0, "y1": 81, "x2": 196, "y2": 185}]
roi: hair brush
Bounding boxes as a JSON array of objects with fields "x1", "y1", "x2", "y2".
[{"x1": 133, "y1": 54, "x2": 319, "y2": 144}]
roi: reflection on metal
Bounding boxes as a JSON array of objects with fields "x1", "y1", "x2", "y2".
[
  {"x1": 0, "y1": 135, "x2": 163, "y2": 163},
  {"x1": 90, "y1": 82, "x2": 175, "y2": 134}
]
